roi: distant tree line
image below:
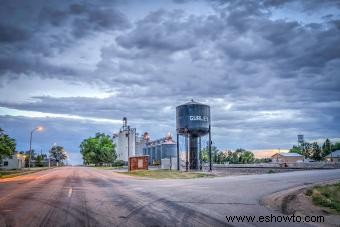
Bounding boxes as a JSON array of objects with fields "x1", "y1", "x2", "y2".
[
  {"x1": 18, "y1": 145, "x2": 68, "y2": 167},
  {"x1": 80, "y1": 133, "x2": 117, "y2": 166},
  {"x1": 17, "y1": 150, "x2": 47, "y2": 167},
  {"x1": 289, "y1": 138, "x2": 340, "y2": 161},
  {"x1": 201, "y1": 146, "x2": 256, "y2": 164}
]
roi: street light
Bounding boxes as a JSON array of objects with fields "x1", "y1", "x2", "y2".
[{"x1": 29, "y1": 126, "x2": 43, "y2": 169}]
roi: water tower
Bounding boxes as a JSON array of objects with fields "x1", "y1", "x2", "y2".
[{"x1": 176, "y1": 100, "x2": 212, "y2": 171}]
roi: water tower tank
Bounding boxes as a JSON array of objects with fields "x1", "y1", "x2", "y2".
[{"x1": 176, "y1": 100, "x2": 210, "y2": 137}]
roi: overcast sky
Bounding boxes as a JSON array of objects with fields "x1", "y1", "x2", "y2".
[{"x1": 0, "y1": 0, "x2": 339, "y2": 164}]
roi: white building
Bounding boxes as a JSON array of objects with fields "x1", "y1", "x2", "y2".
[
  {"x1": 113, "y1": 131, "x2": 136, "y2": 162},
  {"x1": 271, "y1": 152, "x2": 304, "y2": 163},
  {"x1": 0, "y1": 153, "x2": 26, "y2": 170},
  {"x1": 112, "y1": 118, "x2": 147, "y2": 162}
]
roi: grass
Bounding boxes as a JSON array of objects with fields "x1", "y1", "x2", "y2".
[
  {"x1": 305, "y1": 182, "x2": 340, "y2": 213},
  {"x1": 0, "y1": 167, "x2": 51, "y2": 179},
  {"x1": 121, "y1": 169, "x2": 213, "y2": 179}
]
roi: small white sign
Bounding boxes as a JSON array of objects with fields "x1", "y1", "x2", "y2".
[{"x1": 138, "y1": 159, "x2": 143, "y2": 168}]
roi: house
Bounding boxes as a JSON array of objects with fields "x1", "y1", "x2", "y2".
[
  {"x1": 0, "y1": 153, "x2": 26, "y2": 170},
  {"x1": 271, "y1": 152, "x2": 304, "y2": 163},
  {"x1": 325, "y1": 150, "x2": 340, "y2": 162}
]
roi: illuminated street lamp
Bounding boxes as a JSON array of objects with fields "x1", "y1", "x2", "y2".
[{"x1": 29, "y1": 126, "x2": 43, "y2": 169}]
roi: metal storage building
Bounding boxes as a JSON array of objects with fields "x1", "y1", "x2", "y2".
[{"x1": 143, "y1": 134, "x2": 177, "y2": 165}]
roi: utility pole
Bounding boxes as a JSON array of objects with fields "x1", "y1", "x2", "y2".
[
  {"x1": 199, "y1": 136, "x2": 202, "y2": 171},
  {"x1": 127, "y1": 126, "x2": 130, "y2": 159},
  {"x1": 209, "y1": 124, "x2": 212, "y2": 172},
  {"x1": 186, "y1": 134, "x2": 189, "y2": 172},
  {"x1": 176, "y1": 133, "x2": 180, "y2": 171},
  {"x1": 28, "y1": 126, "x2": 43, "y2": 169},
  {"x1": 170, "y1": 155, "x2": 172, "y2": 171},
  {"x1": 29, "y1": 130, "x2": 34, "y2": 169}
]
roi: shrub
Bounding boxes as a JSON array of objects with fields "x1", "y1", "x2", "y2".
[
  {"x1": 113, "y1": 160, "x2": 125, "y2": 167},
  {"x1": 306, "y1": 183, "x2": 340, "y2": 213},
  {"x1": 305, "y1": 189, "x2": 313, "y2": 196}
]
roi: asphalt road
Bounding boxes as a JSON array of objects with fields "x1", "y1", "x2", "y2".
[{"x1": 0, "y1": 167, "x2": 339, "y2": 227}]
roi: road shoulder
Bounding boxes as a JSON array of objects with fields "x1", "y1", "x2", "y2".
[
  {"x1": 261, "y1": 180, "x2": 340, "y2": 226},
  {"x1": 0, "y1": 167, "x2": 54, "y2": 182}
]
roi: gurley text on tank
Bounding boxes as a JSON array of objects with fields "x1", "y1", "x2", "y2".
[{"x1": 189, "y1": 116, "x2": 209, "y2": 121}]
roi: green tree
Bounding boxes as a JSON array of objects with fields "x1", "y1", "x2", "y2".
[
  {"x1": 35, "y1": 153, "x2": 47, "y2": 167},
  {"x1": 226, "y1": 150, "x2": 233, "y2": 162},
  {"x1": 301, "y1": 142, "x2": 312, "y2": 159},
  {"x1": 22, "y1": 150, "x2": 36, "y2": 167},
  {"x1": 216, "y1": 151, "x2": 230, "y2": 164},
  {"x1": 200, "y1": 146, "x2": 219, "y2": 163},
  {"x1": 311, "y1": 142, "x2": 322, "y2": 161},
  {"x1": 231, "y1": 150, "x2": 240, "y2": 163},
  {"x1": 231, "y1": 149, "x2": 244, "y2": 163},
  {"x1": 239, "y1": 151, "x2": 255, "y2": 164},
  {"x1": 0, "y1": 128, "x2": 16, "y2": 162},
  {"x1": 322, "y1": 138, "x2": 332, "y2": 157},
  {"x1": 201, "y1": 148, "x2": 208, "y2": 162},
  {"x1": 49, "y1": 145, "x2": 68, "y2": 166},
  {"x1": 332, "y1": 142, "x2": 340, "y2": 152},
  {"x1": 221, "y1": 149, "x2": 255, "y2": 164},
  {"x1": 80, "y1": 133, "x2": 116, "y2": 166},
  {"x1": 254, "y1": 158, "x2": 272, "y2": 163},
  {"x1": 212, "y1": 146, "x2": 219, "y2": 163},
  {"x1": 289, "y1": 145, "x2": 303, "y2": 155},
  {"x1": 290, "y1": 141, "x2": 323, "y2": 159}
]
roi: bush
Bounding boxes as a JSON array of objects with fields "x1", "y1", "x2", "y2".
[
  {"x1": 306, "y1": 183, "x2": 340, "y2": 213},
  {"x1": 305, "y1": 189, "x2": 313, "y2": 196},
  {"x1": 113, "y1": 160, "x2": 125, "y2": 167}
]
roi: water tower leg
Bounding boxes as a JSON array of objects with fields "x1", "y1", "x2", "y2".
[
  {"x1": 199, "y1": 136, "x2": 201, "y2": 171},
  {"x1": 209, "y1": 125, "x2": 212, "y2": 172},
  {"x1": 177, "y1": 133, "x2": 180, "y2": 171},
  {"x1": 189, "y1": 136, "x2": 198, "y2": 170},
  {"x1": 186, "y1": 135, "x2": 189, "y2": 172}
]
